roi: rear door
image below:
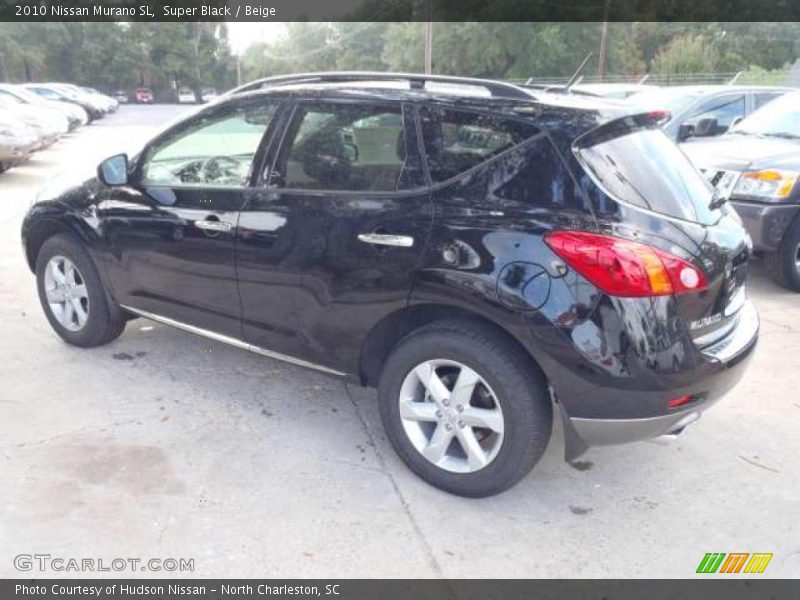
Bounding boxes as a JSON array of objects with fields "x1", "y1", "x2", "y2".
[{"x1": 236, "y1": 98, "x2": 432, "y2": 373}]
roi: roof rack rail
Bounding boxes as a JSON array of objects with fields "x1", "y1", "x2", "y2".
[{"x1": 222, "y1": 71, "x2": 534, "y2": 101}]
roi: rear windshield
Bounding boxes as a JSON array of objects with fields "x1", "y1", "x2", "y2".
[{"x1": 577, "y1": 128, "x2": 717, "y2": 225}]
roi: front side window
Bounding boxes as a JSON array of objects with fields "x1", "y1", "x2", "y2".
[
  {"x1": 141, "y1": 102, "x2": 277, "y2": 188},
  {"x1": 277, "y1": 103, "x2": 409, "y2": 192},
  {"x1": 420, "y1": 108, "x2": 539, "y2": 183},
  {"x1": 684, "y1": 94, "x2": 745, "y2": 133}
]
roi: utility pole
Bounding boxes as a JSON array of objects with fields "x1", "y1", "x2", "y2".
[
  {"x1": 424, "y1": 21, "x2": 433, "y2": 74},
  {"x1": 598, "y1": 0, "x2": 610, "y2": 80}
]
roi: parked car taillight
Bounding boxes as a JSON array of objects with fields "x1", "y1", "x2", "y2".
[{"x1": 544, "y1": 231, "x2": 708, "y2": 297}]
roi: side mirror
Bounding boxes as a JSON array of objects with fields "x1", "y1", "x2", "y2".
[
  {"x1": 694, "y1": 117, "x2": 719, "y2": 137},
  {"x1": 97, "y1": 153, "x2": 128, "y2": 186},
  {"x1": 677, "y1": 123, "x2": 695, "y2": 142},
  {"x1": 730, "y1": 115, "x2": 744, "y2": 129}
]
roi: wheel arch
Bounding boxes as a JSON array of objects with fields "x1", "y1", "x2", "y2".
[
  {"x1": 23, "y1": 217, "x2": 77, "y2": 272},
  {"x1": 358, "y1": 303, "x2": 547, "y2": 388}
]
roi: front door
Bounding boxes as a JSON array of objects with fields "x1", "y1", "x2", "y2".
[
  {"x1": 100, "y1": 98, "x2": 280, "y2": 337},
  {"x1": 236, "y1": 99, "x2": 432, "y2": 373}
]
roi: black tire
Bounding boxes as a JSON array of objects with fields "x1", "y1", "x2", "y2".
[
  {"x1": 763, "y1": 218, "x2": 800, "y2": 292},
  {"x1": 35, "y1": 233, "x2": 126, "y2": 347},
  {"x1": 378, "y1": 319, "x2": 552, "y2": 497}
]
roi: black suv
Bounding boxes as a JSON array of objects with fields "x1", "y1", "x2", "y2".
[{"x1": 22, "y1": 73, "x2": 758, "y2": 497}]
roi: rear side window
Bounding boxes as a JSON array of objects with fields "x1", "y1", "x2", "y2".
[
  {"x1": 578, "y1": 128, "x2": 717, "y2": 225},
  {"x1": 279, "y1": 103, "x2": 411, "y2": 192},
  {"x1": 420, "y1": 108, "x2": 539, "y2": 183},
  {"x1": 754, "y1": 92, "x2": 781, "y2": 110}
]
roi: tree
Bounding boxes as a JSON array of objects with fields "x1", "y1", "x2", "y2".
[{"x1": 651, "y1": 33, "x2": 720, "y2": 75}]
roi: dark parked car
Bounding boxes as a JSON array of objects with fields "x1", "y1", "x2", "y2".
[
  {"x1": 21, "y1": 72, "x2": 758, "y2": 497},
  {"x1": 627, "y1": 85, "x2": 790, "y2": 142},
  {"x1": 682, "y1": 90, "x2": 800, "y2": 291}
]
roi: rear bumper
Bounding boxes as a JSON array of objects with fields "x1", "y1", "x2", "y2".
[
  {"x1": 730, "y1": 200, "x2": 800, "y2": 252},
  {"x1": 569, "y1": 407, "x2": 704, "y2": 447},
  {"x1": 560, "y1": 300, "x2": 758, "y2": 458}
]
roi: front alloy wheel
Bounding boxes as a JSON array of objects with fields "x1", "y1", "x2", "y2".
[
  {"x1": 35, "y1": 233, "x2": 127, "y2": 347},
  {"x1": 43, "y1": 255, "x2": 90, "y2": 331}
]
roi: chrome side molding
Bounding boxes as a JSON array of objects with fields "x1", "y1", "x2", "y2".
[
  {"x1": 120, "y1": 305, "x2": 347, "y2": 377},
  {"x1": 357, "y1": 233, "x2": 414, "y2": 247}
]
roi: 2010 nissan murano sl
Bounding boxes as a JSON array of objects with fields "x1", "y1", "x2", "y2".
[{"x1": 22, "y1": 73, "x2": 759, "y2": 497}]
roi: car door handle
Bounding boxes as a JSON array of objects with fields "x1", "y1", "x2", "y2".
[
  {"x1": 195, "y1": 219, "x2": 232, "y2": 232},
  {"x1": 357, "y1": 233, "x2": 414, "y2": 247}
]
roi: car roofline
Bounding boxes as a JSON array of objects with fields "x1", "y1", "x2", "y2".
[{"x1": 222, "y1": 71, "x2": 537, "y2": 102}]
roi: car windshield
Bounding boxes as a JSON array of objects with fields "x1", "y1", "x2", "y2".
[
  {"x1": 2, "y1": 86, "x2": 44, "y2": 104},
  {"x1": 626, "y1": 88, "x2": 703, "y2": 116},
  {"x1": 731, "y1": 91, "x2": 800, "y2": 139}
]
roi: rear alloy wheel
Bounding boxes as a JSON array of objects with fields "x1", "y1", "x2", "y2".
[
  {"x1": 398, "y1": 359, "x2": 505, "y2": 474},
  {"x1": 379, "y1": 320, "x2": 552, "y2": 497}
]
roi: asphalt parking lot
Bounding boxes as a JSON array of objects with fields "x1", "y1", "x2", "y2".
[{"x1": 1, "y1": 105, "x2": 798, "y2": 578}]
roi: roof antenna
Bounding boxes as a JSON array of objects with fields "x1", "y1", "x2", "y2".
[{"x1": 564, "y1": 53, "x2": 595, "y2": 92}]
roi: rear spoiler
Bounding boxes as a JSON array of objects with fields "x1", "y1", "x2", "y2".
[{"x1": 573, "y1": 110, "x2": 670, "y2": 150}]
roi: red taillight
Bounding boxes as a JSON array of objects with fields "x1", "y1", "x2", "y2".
[
  {"x1": 668, "y1": 394, "x2": 693, "y2": 409},
  {"x1": 647, "y1": 109, "x2": 671, "y2": 124},
  {"x1": 544, "y1": 231, "x2": 708, "y2": 298}
]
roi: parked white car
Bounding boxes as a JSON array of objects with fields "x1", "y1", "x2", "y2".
[
  {"x1": 0, "y1": 84, "x2": 88, "y2": 130},
  {"x1": 0, "y1": 111, "x2": 40, "y2": 171},
  {"x1": 178, "y1": 88, "x2": 196, "y2": 103},
  {"x1": 0, "y1": 95, "x2": 69, "y2": 149}
]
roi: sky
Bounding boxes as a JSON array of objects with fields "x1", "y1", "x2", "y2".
[{"x1": 226, "y1": 22, "x2": 287, "y2": 55}]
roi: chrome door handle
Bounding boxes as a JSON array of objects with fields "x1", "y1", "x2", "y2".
[
  {"x1": 195, "y1": 219, "x2": 232, "y2": 232},
  {"x1": 357, "y1": 233, "x2": 414, "y2": 248}
]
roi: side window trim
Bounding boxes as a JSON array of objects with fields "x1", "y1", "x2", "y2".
[
  {"x1": 249, "y1": 100, "x2": 295, "y2": 187},
  {"x1": 264, "y1": 99, "x2": 426, "y2": 195},
  {"x1": 409, "y1": 103, "x2": 433, "y2": 187}
]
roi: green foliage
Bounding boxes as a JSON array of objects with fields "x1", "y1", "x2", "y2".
[
  {"x1": 2, "y1": 21, "x2": 800, "y2": 94},
  {"x1": 651, "y1": 33, "x2": 720, "y2": 75},
  {"x1": 737, "y1": 64, "x2": 792, "y2": 86},
  {"x1": 0, "y1": 22, "x2": 234, "y2": 97}
]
